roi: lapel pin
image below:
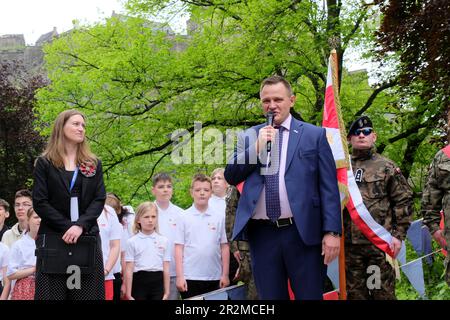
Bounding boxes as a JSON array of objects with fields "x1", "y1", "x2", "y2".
[{"x1": 294, "y1": 129, "x2": 298, "y2": 133}]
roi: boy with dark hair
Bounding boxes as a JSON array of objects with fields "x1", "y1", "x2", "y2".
[
  {"x1": 2, "y1": 190, "x2": 32, "y2": 248},
  {"x1": 152, "y1": 172, "x2": 184, "y2": 300}
]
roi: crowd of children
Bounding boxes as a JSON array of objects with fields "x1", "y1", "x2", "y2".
[{"x1": 0, "y1": 168, "x2": 234, "y2": 300}]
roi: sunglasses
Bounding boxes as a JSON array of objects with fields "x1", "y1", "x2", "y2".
[{"x1": 353, "y1": 128, "x2": 373, "y2": 136}]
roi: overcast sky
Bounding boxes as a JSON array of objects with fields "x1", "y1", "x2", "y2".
[{"x1": 0, "y1": 0, "x2": 126, "y2": 45}]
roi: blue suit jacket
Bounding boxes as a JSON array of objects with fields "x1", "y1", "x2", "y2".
[{"x1": 224, "y1": 118, "x2": 342, "y2": 246}]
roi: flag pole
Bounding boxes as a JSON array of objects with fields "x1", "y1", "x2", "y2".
[{"x1": 330, "y1": 49, "x2": 348, "y2": 300}]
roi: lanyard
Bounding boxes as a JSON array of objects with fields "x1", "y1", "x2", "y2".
[{"x1": 70, "y1": 167, "x2": 79, "y2": 192}]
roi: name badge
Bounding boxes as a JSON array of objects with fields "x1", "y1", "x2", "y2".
[
  {"x1": 355, "y1": 168, "x2": 364, "y2": 183},
  {"x1": 70, "y1": 197, "x2": 79, "y2": 222}
]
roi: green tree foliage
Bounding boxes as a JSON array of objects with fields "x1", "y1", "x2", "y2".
[
  {"x1": 31, "y1": 0, "x2": 450, "y2": 299},
  {"x1": 34, "y1": 0, "x2": 444, "y2": 210},
  {"x1": 37, "y1": 0, "x2": 385, "y2": 207}
]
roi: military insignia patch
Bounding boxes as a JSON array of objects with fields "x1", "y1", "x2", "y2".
[{"x1": 355, "y1": 168, "x2": 364, "y2": 182}]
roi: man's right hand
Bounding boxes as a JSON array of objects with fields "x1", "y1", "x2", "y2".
[
  {"x1": 256, "y1": 125, "x2": 277, "y2": 154},
  {"x1": 433, "y1": 230, "x2": 447, "y2": 249}
]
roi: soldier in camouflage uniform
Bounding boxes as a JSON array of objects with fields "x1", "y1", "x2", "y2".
[
  {"x1": 421, "y1": 147, "x2": 450, "y2": 285},
  {"x1": 225, "y1": 186, "x2": 258, "y2": 300},
  {"x1": 344, "y1": 116, "x2": 413, "y2": 300}
]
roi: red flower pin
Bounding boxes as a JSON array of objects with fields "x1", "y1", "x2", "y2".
[{"x1": 79, "y1": 161, "x2": 96, "y2": 178}]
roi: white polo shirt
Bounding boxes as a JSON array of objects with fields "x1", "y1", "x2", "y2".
[
  {"x1": 208, "y1": 195, "x2": 226, "y2": 218},
  {"x1": 112, "y1": 227, "x2": 129, "y2": 275},
  {"x1": 6, "y1": 233, "x2": 36, "y2": 277},
  {"x1": 125, "y1": 231, "x2": 171, "y2": 272},
  {"x1": 156, "y1": 201, "x2": 184, "y2": 277},
  {"x1": 175, "y1": 205, "x2": 227, "y2": 281},
  {"x1": 0, "y1": 242, "x2": 9, "y2": 282},
  {"x1": 98, "y1": 205, "x2": 123, "y2": 280}
]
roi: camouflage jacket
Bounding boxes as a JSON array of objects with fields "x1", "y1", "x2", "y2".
[
  {"x1": 422, "y1": 149, "x2": 450, "y2": 240},
  {"x1": 344, "y1": 147, "x2": 413, "y2": 244},
  {"x1": 225, "y1": 186, "x2": 250, "y2": 252}
]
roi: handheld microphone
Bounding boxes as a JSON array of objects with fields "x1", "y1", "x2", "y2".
[{"x1": 266, "y1": 111, "x2": 274, "y2": 152}]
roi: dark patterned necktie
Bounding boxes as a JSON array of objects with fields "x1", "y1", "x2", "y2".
[{"x1": 265, "y1": 126, "x2": 284, "y2": 221}]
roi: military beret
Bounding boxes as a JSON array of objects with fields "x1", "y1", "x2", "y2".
[{"x1": 348, "y1": 116, "x2": 373, "y2": 136}]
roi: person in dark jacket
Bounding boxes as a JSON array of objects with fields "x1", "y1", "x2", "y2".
[{"x1": 33, "y1": 109, "x2": 106, "y2": 300}]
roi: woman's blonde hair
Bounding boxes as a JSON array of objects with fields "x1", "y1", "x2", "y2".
[
  {"x1": 42, "y1": 109, "x2": 97, "y2": 168},
  {"x1": 133, "y1": 201, "x2": 159, "y2": 234}
]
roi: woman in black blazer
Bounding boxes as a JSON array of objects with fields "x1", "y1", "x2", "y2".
[{"x1": 33, "y1": 109, "x2": 106, "y2": 300}]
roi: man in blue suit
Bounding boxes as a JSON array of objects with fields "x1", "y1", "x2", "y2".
[{"x1": 224, "y1": 76, "x2": 341, "y2": 300}]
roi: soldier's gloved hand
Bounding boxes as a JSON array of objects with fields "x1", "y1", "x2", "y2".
[{"x1": 432, "y1": 230, "x2": 447, "y2": 249}]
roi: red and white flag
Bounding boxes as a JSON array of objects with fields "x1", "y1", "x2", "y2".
[
  {"x1": 322, "y1": 52, "x2": 350, "y2": 210},
  {"x1": 322, "y1": 50, "x2": 349, "y2": 299},
  {"x1": 345, "y1": 173, "x2": 395, "y2": 257},
  {"x1": 322, "y1": 51, "x2": 395, "y2": 258}
]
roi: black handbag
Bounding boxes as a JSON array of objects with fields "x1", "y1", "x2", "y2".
[{"x1": 36, "y1": 233, "x2": 97, "y2": 274}]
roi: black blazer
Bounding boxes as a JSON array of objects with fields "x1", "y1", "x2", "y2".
[{"x1": 32, "y1": 156, "x2": 106, "y2": 235}]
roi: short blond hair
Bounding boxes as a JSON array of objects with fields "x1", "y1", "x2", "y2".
[
  {"x1": 211, "y1": 168, "x2": 225, "y2": 179},
  {"x1": 133, "y1": 201, "x2": 159, "y2": 234},
  {"x1": 190, "y1": 173, "x2": 211, "y2": 189}
]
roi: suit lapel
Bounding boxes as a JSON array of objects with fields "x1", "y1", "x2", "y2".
[
  {"x1": 285, "y1": 118, "x2": 304, "y2": 173},
  {"x1": 57, "y1": 167, "x2": 71, "y2": 194},
  {"x1": 81, "y1": 174, "x2": 88, "y2": 202}
]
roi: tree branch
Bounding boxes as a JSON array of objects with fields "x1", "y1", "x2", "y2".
[
  {"x1": 342, "y1": 12, "x2": 366, "y2": 49},
  {"x1": 103, "y1": 118, "x2": 262, "y2": 173},
  {"x1": 60, "y1": 52, "x2": 100, "y2": 70},
  {"x1": 355, "y1": 79, "x2": 398, "y2": 116},
  {"x1": 377, "y1": 111, "x2": 442, "y2": 153},
  {"x1": 129, "y1": 151, "x2": 171, "y2": 200}
]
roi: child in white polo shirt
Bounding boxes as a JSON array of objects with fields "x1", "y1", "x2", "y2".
[
  {"x1": 124, "y1": 202, "x2": 170, "y2": 300},
  {"x1": 98, "y1": 204, "x2": 122, "y2": 300},
  {"x1": 175, "y1": 173, "x2": 230, "y2": 299},
  {"x1": 209, "y1": 168, "x2": 229, "y2": 218},
  {"x1": 152, "y1": 172, "x2": 184, "y2": 300},
  {"x1": 7, "y1": 207, "x2": 40, "y2": 300},
  {"x1": 105, "y1": 192, "x2": 130, "y2": 300}
]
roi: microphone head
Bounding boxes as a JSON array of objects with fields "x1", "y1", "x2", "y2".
[{"x1": 266, "y1": 111, "x2": 274, "y2": 126}]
